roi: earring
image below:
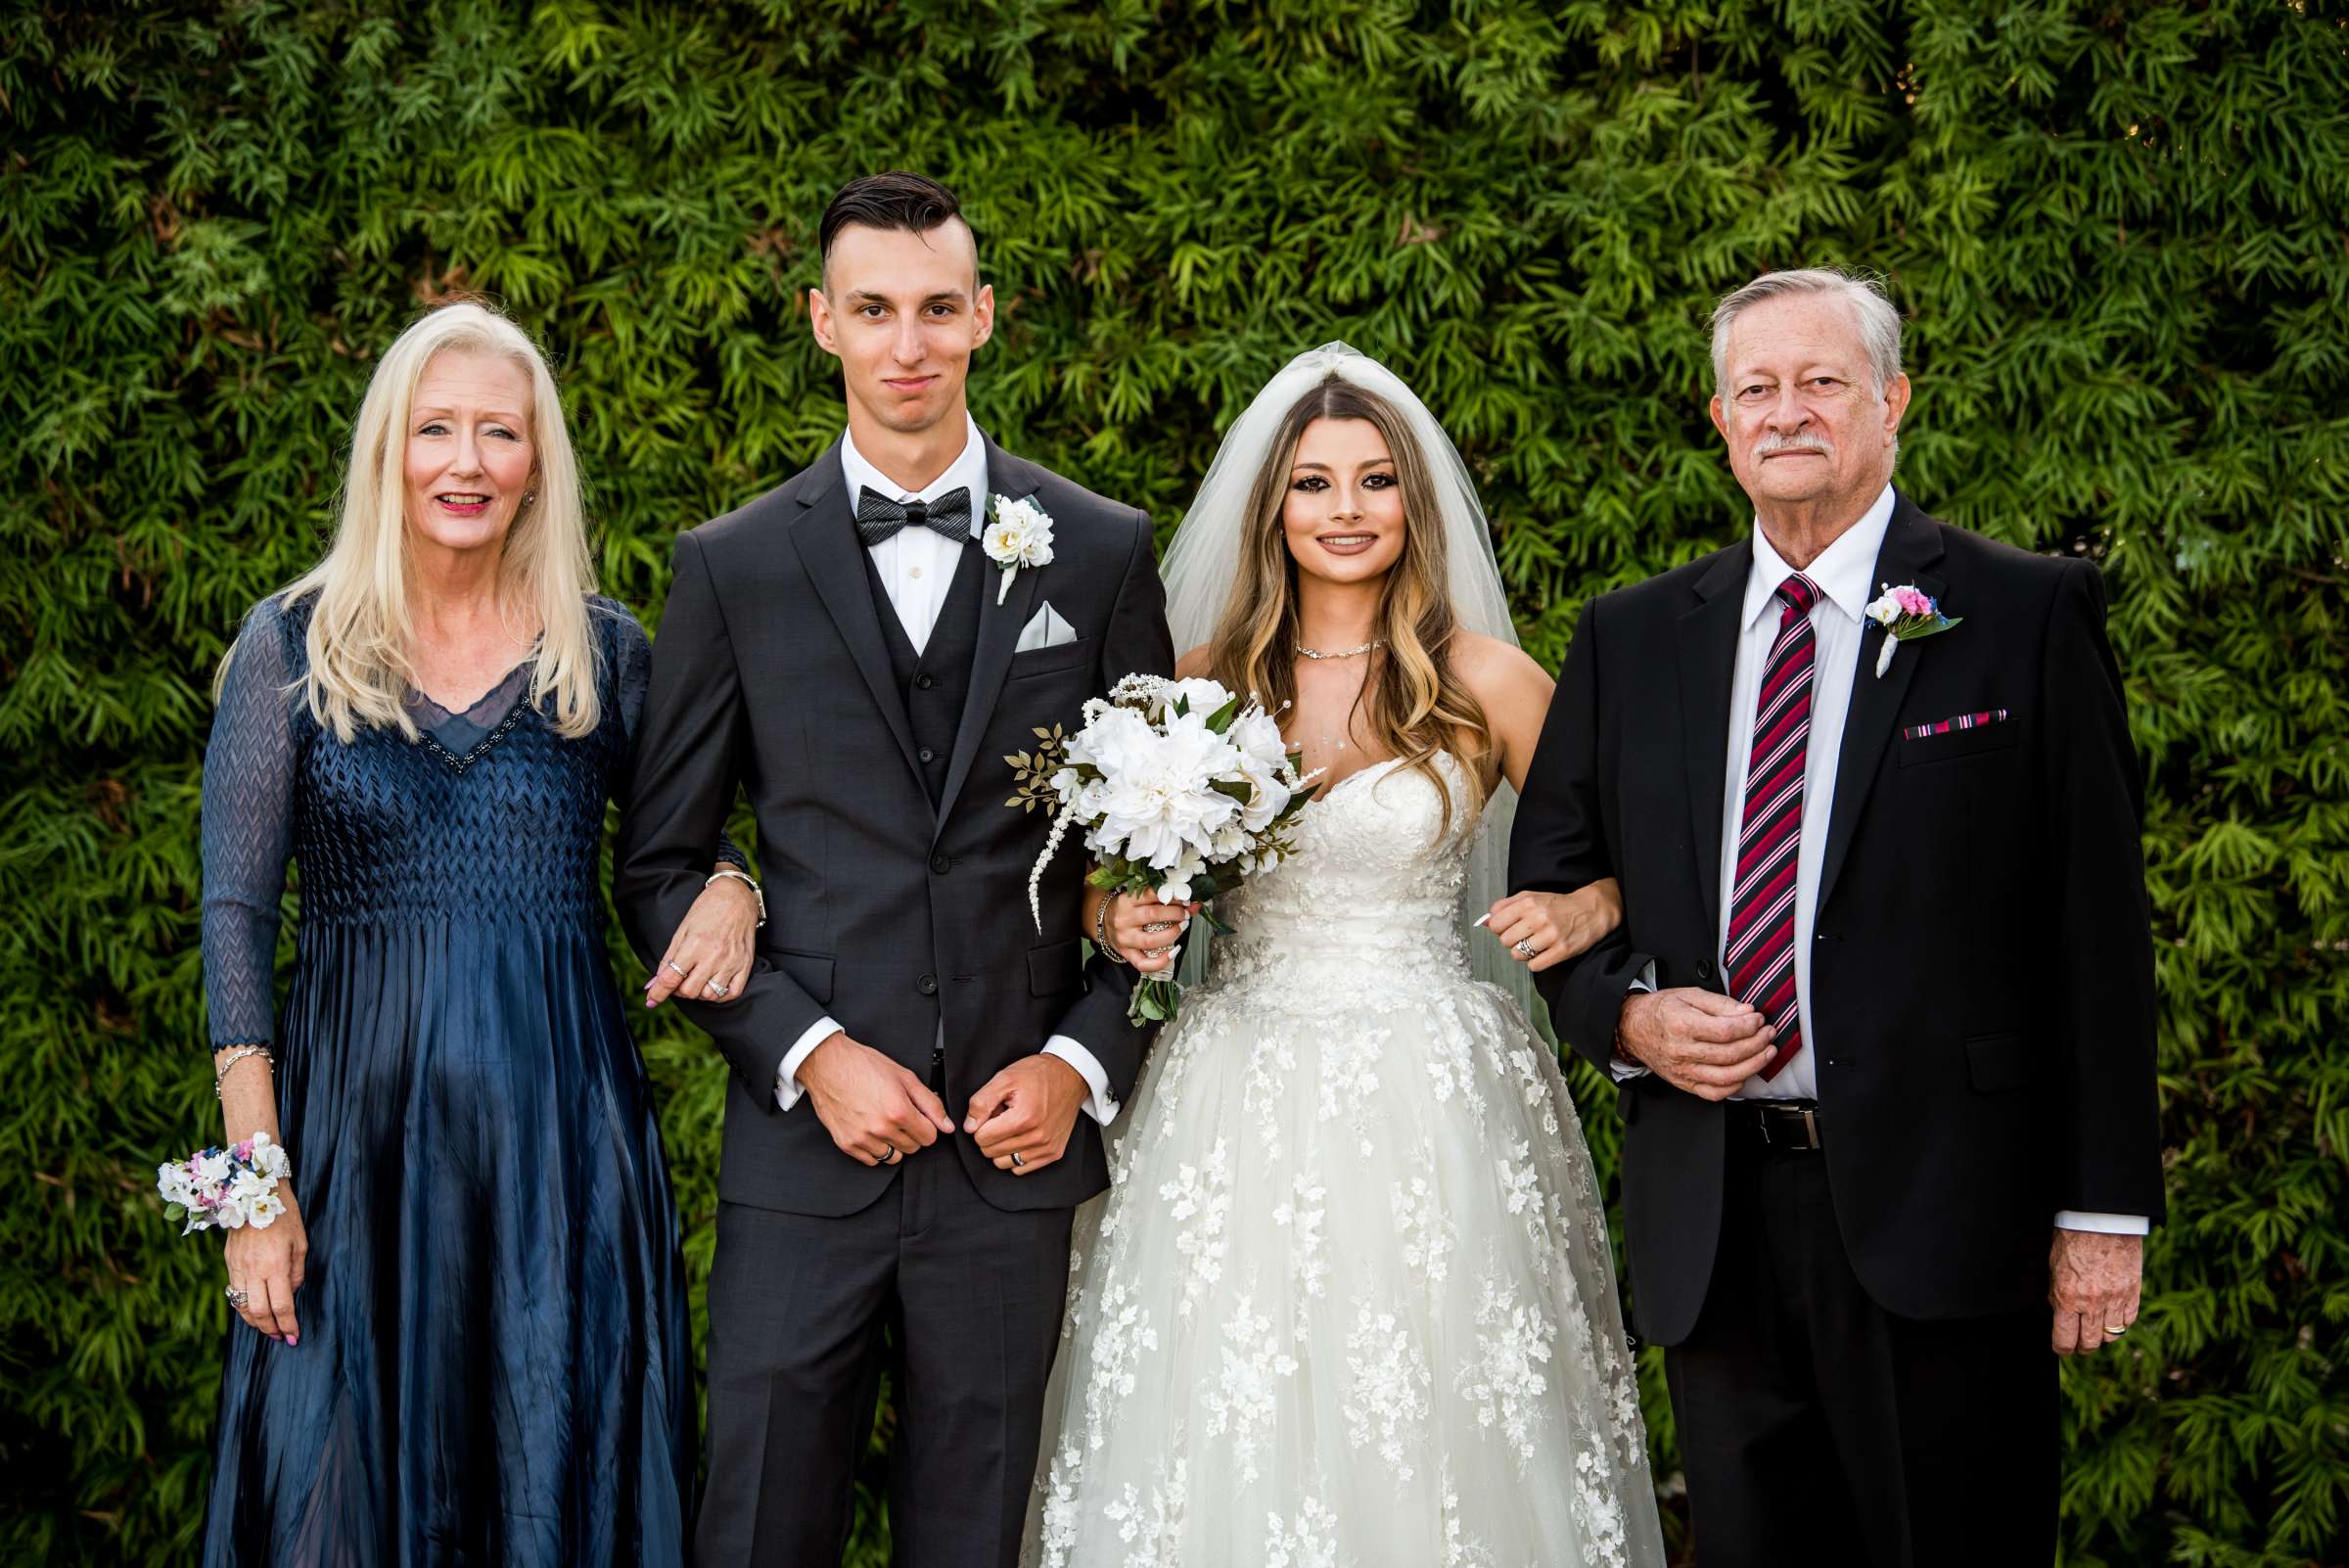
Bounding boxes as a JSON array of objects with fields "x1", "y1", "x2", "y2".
[{"x1": 523, "y1": 489, "x2": 536, "y2": 506}]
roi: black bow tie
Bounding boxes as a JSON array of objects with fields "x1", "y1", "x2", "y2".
[{"x1": 855, "y1": 486, "x2": 974, "y2": 547}]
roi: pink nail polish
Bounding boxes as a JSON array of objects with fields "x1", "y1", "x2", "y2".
[{"x1": 286, "y1": 1335, "x2": 299, "y2": 1347}]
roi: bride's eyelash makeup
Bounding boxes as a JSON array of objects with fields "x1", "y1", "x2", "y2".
[{"x1": 1289, "y1": 470, "x2": 1397, "y2": 492}]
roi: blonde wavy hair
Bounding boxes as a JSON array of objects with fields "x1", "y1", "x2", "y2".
[
  {"x1": 222, "y1": 300, "x2": 600, "y2": 742},
  {"x1": 1205, "y1": 377, "x2": 1493, "y2": 834}
]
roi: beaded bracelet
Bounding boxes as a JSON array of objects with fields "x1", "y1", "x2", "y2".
[
  {"x1": 707, "y1": 866, "x2": 766, "y2": 926},
  {"x1": 1094, "y1": 894, "x2": 1129, "y2": 966},
  {"x1": 213, "y1": 1045, "x2": 275, "y2": 1100}
]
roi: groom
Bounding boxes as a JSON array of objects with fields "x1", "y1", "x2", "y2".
[
  {"x1": 619, "y1": 172, "x2": 1173, "y2": 1567},
  {"x1": 1511, "y1": 270, "x2": 2163, "y2": 1565}
]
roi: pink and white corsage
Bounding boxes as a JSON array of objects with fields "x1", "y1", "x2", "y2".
[
  {"x1": 156, "y1": 1131, "x2": 292, "y2": 1234},
  {"x1": 1864, "y1": 582, "x2": 1962, "y2": 678}
]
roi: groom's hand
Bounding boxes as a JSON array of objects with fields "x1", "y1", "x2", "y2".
[
  {"x1": 1617, "y1": 989, "x2": 1776, "y2": 1100},
  {"x1": 966, "y1": 1054, "x2": 1088, "y2": 1176},
  {"x1": 798, "y1": 1033, "x2": 956, "y2": 1167}
]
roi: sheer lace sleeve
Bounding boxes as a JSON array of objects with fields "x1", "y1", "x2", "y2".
[
  {"x1": 606, "y1": 598, "x2": 744, "y2": 869},
  {"x1": 202, "y1": 599, "x2": 304, "y2": 1048}
]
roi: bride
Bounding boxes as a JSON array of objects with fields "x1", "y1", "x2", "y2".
[{"x1": 1024, "y1": 346, "x2": 1665, "y2": 1566}]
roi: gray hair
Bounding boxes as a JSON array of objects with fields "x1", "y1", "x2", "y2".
[{"x1": 1708, "y1": 268, "x2": 1904, "y2": 401}]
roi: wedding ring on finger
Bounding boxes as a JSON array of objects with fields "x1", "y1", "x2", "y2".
[
  {"x1": 1513, "y1": 938, "x2": 1538, "y2": 958},
  {"x1": 667, "y1": 960, "x2": 688, "y2": 978},
  {"x1": 224, "y1": 1286, "x2": 251, "y2": 1310},
  {"x1": 1010, "y1": 1151, "x2": 1025, "y2": 1170},
  {"x1": 2104, "y1": 1324, "x2": 2129, "y2": 1336},
  {"x1": 705, "y1": 981, "x2": 729, "y2": 999}
]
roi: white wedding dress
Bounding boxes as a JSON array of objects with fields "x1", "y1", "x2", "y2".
[{"x1": 1026, "y1": 752, "x2": 1664, "y2": 1568}]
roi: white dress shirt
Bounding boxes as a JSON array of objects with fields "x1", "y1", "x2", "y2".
[
  {"x1": 1628, "y1": 484, "x2": 2142, "y2": 1235},
  {"x1": 772, "y1": 418, "x2": 1121, "y2": 1126}
]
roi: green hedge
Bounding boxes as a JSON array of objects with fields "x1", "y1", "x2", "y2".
[{"x1": 5, "y1": 2, "x2": 2344, "y2": 1563}]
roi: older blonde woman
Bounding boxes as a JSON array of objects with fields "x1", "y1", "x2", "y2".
[{"x1": 198, "y1": 301, "x2": 749, "y2": 1567}]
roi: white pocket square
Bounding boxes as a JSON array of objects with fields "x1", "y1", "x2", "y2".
[{"x1": 1015, "y1": 600, "x2": 1079, "y2": 654}]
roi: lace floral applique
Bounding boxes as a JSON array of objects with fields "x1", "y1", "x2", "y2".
[
  {"x1": 1341, "y1": 1305, "x2": 1432, "y2": 1478},
  {"x1": 1158, "y1": 1138, "x2": 1232, "y2": 1316},
  {"x1": 1458, "y1": 1267, "x2": 1559, "y2": 1472},
  {"x1": 1205, "y1": 1293, "x2": 1298, "y2": 1484}
]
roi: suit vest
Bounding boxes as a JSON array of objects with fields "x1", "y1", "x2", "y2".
[{"x1": 863, "y1": 540, "x2": 986, "y2": 807}]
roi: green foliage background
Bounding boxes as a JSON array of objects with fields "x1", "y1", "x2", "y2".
[{"x1": 5, "y1": 1, "x2": 2346, "y2": 1563}]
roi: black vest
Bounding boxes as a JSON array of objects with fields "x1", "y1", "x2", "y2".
[{"x1": 864, "y1": 541, "x2": 986, "y2": 807}]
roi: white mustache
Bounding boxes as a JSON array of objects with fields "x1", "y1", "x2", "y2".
[{"x1": 1754, "y1": 432, "x2": 1833, "y2": 458}]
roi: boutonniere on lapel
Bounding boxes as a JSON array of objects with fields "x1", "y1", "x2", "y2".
[
  {"x1": 1864, "y1": 582, "x2": 1962, "y2": 678},
  {"x1": 982, "y1": 494, "x2": 1056, "y2": 604}
]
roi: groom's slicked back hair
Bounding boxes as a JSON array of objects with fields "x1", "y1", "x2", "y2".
[{"x1": 819, "y1": 171, "x2": 978, "y2": 288}]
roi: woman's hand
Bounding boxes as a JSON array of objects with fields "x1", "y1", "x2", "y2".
[
  {"x1": 1102, "y1": 892, "x2": 1197, "y2": 976},
  {"x1": 223, "y1": 1186, "x2": 307, "y2": 1345},
  {"x1": 1483, "y1": 878, "x2": 1625, "y2": 973},
  {"x1": 646, "y1": 872, "x2": 760, "y2": 1007}
]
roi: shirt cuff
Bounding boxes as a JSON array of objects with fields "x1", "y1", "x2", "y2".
[
  {"x1": 1611, "y1": 963, "x2": 1658, "y2": 1083},
  {"x1": 775, "y1": 1016, "x2": 844, "y2": 1112},
  {"x1": 2053, "y1": 1210, "x2": 2149, "y2": 1235},
  {"x1": 1043, "y1": 1036, "x2": 1120, "y2": 1127}
]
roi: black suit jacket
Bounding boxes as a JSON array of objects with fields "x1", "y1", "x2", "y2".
[
  {"x1": 618, "y1": 435, "x2": 1174, "y2": 1217},
  {"x1": 1510, "y1": 492, "x2": 2163, "y2": 1345}
]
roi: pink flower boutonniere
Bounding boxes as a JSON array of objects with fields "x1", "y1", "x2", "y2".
[{"x1": 1864, "y1": 583, "x2": 1961, "y2": 678}]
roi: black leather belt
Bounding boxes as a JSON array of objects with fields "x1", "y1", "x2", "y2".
[{"x1": 1728, "y1": 1099, "x2": 1824, "y2": 1152}]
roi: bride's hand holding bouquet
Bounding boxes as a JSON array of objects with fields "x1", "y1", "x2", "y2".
[{"x1": 1025, "y1": 673, "x2": 1318, "y2": 1024}]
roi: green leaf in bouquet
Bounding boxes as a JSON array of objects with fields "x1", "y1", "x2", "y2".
[
  {"x1": 1204, "y1": 905, "x2": 1238, "y2": 937},
  {"x1": 162, "y1": 1203, "x2": 186, "y2": 1224},
  {"x1": 1085, "y1": 865, "x2": 1123, "y2": 890},
  {"x1": 1203, "y1": 693, "x2": 1242, "y2": 733},
  {"x1": 1209, "y1": 778, "x2": 1255, "y2": 804}
]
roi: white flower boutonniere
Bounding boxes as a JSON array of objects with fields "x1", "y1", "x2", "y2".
[
  {"x1": 1864, "y1": 582, "x2": 1962, "y2": 677},
  {"x1": 982, "y1": 494, "x2": 1055, "y2": 604}
]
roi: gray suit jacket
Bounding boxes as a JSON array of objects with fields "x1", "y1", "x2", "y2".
[{"x1": 619, "y1": 434, "x2": 1174, "y2": 1216}]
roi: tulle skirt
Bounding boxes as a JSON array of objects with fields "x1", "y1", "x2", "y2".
[{"x1": 1026, "y1": 953, "x2": 1665, "y2": 1568}]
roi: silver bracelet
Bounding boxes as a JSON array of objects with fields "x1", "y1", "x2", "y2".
[
  {"x1": 213, "y1": 1045, "x2": 275, "y2": 1100},
  {"x1": 1095, "y1": 895, "x2": 1128, "y2": 965},
  {"x1": 707, "y1": 865, "x2": 765, "y2": 927}
]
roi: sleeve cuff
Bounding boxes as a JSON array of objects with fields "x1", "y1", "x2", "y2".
[
  {"x1": 1043, "y1": 1036, "x2": 1120, "y2": 1127},
  {"x1": 1611, "y1": 962, "x2": 1658, "y2": 1083},
  {"x1": 2054, "y1": 1210, "x2": 2149, "y2": 1235},
  {"x1": 775, "y1": 1016, "x2": 843, "y2": 1112}
]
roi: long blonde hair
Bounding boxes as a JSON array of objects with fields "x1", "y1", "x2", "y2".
[
  {"x1": 221, "y1": 300, "x2": 600, "y2": 742},
  {"x1": 1205, "y1": 377, "x2": 1493, "y2": 833}
]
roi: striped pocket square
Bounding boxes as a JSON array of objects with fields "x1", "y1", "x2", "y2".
[{"x1": 1903, "y1": 710, "x2": 2011, "y2": 740}]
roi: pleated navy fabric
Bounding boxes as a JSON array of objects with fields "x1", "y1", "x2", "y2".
[{"x1": 198, "y1": 593, "x2": 694, "y2": 1568}]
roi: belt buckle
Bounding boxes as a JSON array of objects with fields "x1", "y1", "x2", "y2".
[{"x1": 1799, "y1": 1106, "x2": 1819, "y2": 1149}]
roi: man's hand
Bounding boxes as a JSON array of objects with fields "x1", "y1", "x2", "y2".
[
  {"x1": 965, "y1": 1054, "x2": 1089, "y2": 1176},
  {"x1": 1617, "y1": 989, "x2": 1775, "y2": 1100},
  {"x1": 2049, "y1": 1228, "x2": 2142, "y2": 1356},
  {"x1": 797, "y1": 1032, "x2": 956, "y2": 1167}
]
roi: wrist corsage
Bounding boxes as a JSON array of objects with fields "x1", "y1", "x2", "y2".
[{"x1": 156, "y1": 1131, "x2": 293, "y2": 1234}]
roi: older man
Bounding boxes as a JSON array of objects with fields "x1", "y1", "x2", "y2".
[{"x1": 1510, "y1": 269, "x2": 2162, "y2": 1565}]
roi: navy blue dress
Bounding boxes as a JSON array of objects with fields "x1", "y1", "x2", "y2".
[{"x1": 199, "y1": 594, "x2": 696, "y2": 1568}]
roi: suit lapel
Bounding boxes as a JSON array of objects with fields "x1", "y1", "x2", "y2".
[
  {"x1": 933, "y1": 438, "x2": 1046, "y2": 835},
  {"x1": 787, "y1": 441, "x2": 925, "y2": 787},
  {"x1": 1679, "y1": 541, "x2": 1753, "y2": 944},
  {"x1": 1815, "y1": 493, "x2": 1945, "y2": 913}
]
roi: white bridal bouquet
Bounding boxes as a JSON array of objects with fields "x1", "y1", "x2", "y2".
[{"x1": 1025, "y1": 674, "x2": 1319, "y2": 1024}]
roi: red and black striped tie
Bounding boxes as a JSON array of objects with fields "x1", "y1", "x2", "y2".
[{"x1": 1725, "y1": 573, "x2": 1820, "y2": 1082}]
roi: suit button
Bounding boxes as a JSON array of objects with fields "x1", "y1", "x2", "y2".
[
  {"x1": 931, "y1": 853, "x2": 951, "y2": 875},
  {"x1": 916, "y1": 673, "x2": 934, "y2": 690},
  {"x1": 918, "y1": 974, "x2": 939, "y2": 995},
  {"x1": 1695, "y1": 958, "x2": 1714, "y2": 981},
  {"x1": 918, "y1": 746, "x2": 936, "y2": 762}
]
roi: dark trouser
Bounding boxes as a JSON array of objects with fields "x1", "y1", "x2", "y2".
[
  {"x1": 1665, "y1": 1119, "x2": 2056, "y2": 1568},
  {"x1": 694, "y1": 1138, "x2": 1075, "y2": 1568}
]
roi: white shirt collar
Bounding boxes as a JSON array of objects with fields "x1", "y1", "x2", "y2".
[
  {"x1": 1743, "y1": 483, "x2": 1897, "y2": 628},
  {"x1": 839, "y1": 413, "x2": 988, "y2": 510}
]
